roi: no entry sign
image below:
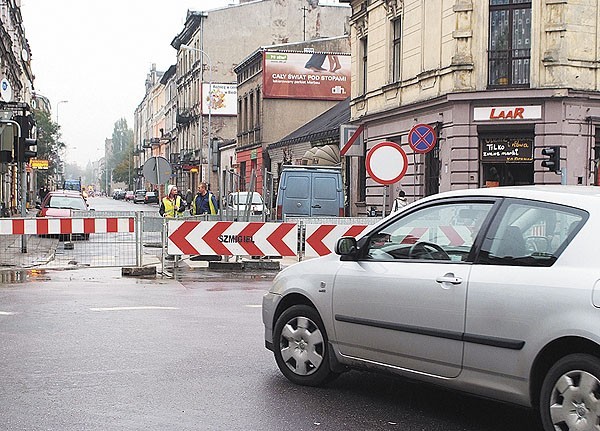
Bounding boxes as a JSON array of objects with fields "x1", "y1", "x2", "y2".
[
  {"x1": 408, "y1": 123, "x2": 437, "y2": 154},
  {"x1": 366, "y1": 142, "x2": 408, "y2": 185}
]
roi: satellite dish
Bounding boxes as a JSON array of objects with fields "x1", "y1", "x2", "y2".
[{"x1": 1, "y1": 79, "x2": 13, "y2": 102}]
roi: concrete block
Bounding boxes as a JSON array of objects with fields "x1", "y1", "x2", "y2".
[{"x1": 122, "y1": 266, "x2": 157, "y2": 277}]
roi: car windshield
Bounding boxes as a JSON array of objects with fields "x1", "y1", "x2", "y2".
[
  {"x1": 232, "y1": 193, "x2": 263, "y2": 204},
  {"x1": 47, "y1": 196, "x2": 87, "y2": 211}
]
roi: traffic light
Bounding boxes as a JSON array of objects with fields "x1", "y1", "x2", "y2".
[
  {"x1": 22, "y1": 137, "x2": 37, "y2": 162},
  {"x1": 541, "y1": 146, "x2": 561, "y2": 174},
  {"x1": 14, "y1": 114, "x2": 36, "y2": 163}
]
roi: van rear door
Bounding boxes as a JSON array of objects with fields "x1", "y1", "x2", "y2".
[
  {"x1": 281, "y1": 172, "x2": 311, "y2": 217},
  {"x1": 310, "y1": 171, "x2": 342, "y2": 217}
]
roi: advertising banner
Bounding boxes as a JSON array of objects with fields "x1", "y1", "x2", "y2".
[
  {"x1": 481, "y1": 137, "x2": 533, "y2": 163},
  {"x1": 201, "y1": 83, "x2": 237, "y2": 116},
  {"x1": 263, "y1": 52, "x2": 350, "y2": 100}
]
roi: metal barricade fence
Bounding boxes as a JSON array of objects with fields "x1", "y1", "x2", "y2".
[
  {"x1": 0, "y1": 213, "x2": 140, "y2": 270},
  {"x1": 0, "y1": 212, "x2": 384, "y2": 271}
]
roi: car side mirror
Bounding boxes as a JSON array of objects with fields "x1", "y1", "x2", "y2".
[{"x1": 335, "y1": 236, "x2": 357, "y2": 256}]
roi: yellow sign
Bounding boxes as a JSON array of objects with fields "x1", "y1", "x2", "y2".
[{"x1": 30, "y1": 158, "x2": 49, "y2": 169}]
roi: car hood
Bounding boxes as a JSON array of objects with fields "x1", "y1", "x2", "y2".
[{"x1": 41, "y1": 208, "x2": 73, "y2": 217}]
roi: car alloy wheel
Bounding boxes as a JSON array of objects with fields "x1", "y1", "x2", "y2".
[
  {"x1": 273, "y1": 304, "x2": 336, "y2": 386},
  {"x1": 540, "y1": 354, "x2": 600, "y2": 431}
]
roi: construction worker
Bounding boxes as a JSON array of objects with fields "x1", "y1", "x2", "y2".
[
  {"x1": 191, "y1": 182, "x2": 218, "y2": 215},
  {"x1": 159, "y1": 185, "x2": 185, "y2": 218}
]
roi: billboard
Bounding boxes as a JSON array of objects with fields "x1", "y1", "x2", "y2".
[
  {"x1": 263, "y1": 52, "x2": 350, "y2": 100},
  {"x1": 201, "y1": 83, "x2": 237, "y2": 116}
]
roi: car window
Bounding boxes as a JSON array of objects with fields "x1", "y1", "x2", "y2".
[
  {"x1": 477, "y1": 199, "x2": 587, "y2": 267},
  {"x1": 365, "y1": 202, "x2": 494, "y2": 262},
  {"x1": 48, "y1": 196, "x2": 87, "y2": 211}
]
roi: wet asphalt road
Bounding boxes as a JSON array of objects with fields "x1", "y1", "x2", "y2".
[{"x1": 0, "y1": 268, "x2": 542, "y2": 431}]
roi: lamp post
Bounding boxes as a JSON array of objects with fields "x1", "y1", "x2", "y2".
[
  {"x1": 56, "y1": 100, "x2": 68, "y2": 124},
  {"x1": 180, "y1": 44, "x2": 212, "y2": 187}
]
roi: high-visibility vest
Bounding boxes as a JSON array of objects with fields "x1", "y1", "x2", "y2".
[
  {"x1": 162, "y1": 196, "x2": 183, "y2": 218},
  {"x1": 192, "y1": 192, "x2": 217, "y2": 215}
]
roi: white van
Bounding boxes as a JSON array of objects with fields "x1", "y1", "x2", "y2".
[{"x1": 275, "y1": 166, "x2": 344, "y2": 220}]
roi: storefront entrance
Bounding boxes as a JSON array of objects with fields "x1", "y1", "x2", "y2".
[{"x1": 482, "y1": 163, "x2": 533, "y2": 187}]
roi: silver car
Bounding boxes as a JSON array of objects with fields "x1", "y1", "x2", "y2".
[{"x1": 263, "y1": 186, "x2": 600, "y2": 431}]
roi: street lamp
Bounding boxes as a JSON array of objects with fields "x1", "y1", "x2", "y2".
[{"x1": 180, "y1": 44, "x2": 212, "y2": 187}]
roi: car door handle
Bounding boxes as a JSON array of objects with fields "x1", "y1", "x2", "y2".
[
  {"x1": 435, "y1": 275, "x2": 463, "y2": 285},
  {"x1": 312, "y1": 204, "x2": 321, "y2": 208}
]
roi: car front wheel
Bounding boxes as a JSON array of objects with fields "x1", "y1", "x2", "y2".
[
  {"x1": 540, "y1": 353, "x2": 600, "y2": 431},
  {"x1": 272, "y1": 304, "x2": 337, "y2": 386}
]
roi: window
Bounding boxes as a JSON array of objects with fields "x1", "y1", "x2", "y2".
[
  {"x1": 360, "y1": 36, "x2": 368, "y2": 95},
  {"x1": 364, "y1": 202, "x2": 494, "y2": 262},
  {"x1": 392, "y1": 18, "x2": 402, "y2": 82},
  {"x1": 478, "y1": 200, "x2": 587, "y2": 267},
  {"x1": 488, "y1": 0, "x2": 531, "y2": 87}
]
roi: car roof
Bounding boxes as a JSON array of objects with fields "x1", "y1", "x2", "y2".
[
  {"x1": 417, "y1": 185, "x2": 600, "y2": 210},
  {"x1": 49, "y1": 190, "x2": 84, "y2": 197}
]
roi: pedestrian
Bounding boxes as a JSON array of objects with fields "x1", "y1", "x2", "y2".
[
  {"x1": 191, "y1": 182, "x2": 218, "y2": 215},
  {"x1": 185, "y1": 188, "x2": 193, "y2": 210},
  {"x1": 159, "y1": 185, "x2": 185, "y2": 218},
  {"x1": 391, "y1": 190, "x2": 408, "y2": 213}
]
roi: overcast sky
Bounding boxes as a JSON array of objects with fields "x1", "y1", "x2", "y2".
[{"x1": 20, "y1": 0, "x2": 233, "y2": 166}]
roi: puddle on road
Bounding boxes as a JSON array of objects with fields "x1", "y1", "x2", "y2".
[{"x1": 0, "y1": 269, "x2": 52, "y2": 284}]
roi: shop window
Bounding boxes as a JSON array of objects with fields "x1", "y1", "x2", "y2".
[{"x1": 488, "y1": 0, "x2": 531, "y2": 87}]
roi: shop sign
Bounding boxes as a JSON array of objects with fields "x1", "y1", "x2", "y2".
[
  {"x1": 250, "y1": 149, "x2": 257, "y2": 160},
  {"x1": 474, "y1": 106, "x2": 542, "y2": 121},
  {"x1": 30, "y1": 158, "x2": 49, "y2": 169},
  {"x1": 481, "y1": 138, "x2": 533, "y2": 163},
  {"x1": 182, "y1": 164, "x2": 199, "y2": 172}
]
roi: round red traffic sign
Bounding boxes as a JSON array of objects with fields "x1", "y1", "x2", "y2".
[
  {"x1": 366, "y1": 142, "x2": 408, "y2": 185},
  {"x1": 408, "y1": 123, "x2": 437, "y2": 154}
]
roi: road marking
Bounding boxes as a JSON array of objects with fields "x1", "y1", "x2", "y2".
[
  {"x1": 0, "y1": 311, "x2": 17, "y2": 315},
  {"x1": 245, "y1": 305, "x2": 262, "y2": 308},
  {"x1": 89, "y1": 306, "x2": 179, "y2": 312}
]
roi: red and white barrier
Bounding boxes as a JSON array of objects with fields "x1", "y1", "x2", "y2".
[
  {"x1": 305, "y1": 224, "x2": 370, "y2": 258},
  {"x1": 168, "y1": 220, "x2": 298, "y2": 256},
  {"x1": 0, "y1": 217, "x2": 135, "y2": 235}
]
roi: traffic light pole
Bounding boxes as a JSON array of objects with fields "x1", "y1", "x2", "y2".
[{"x1": 20, "y1": 159, "x2": 27, "y2": 252}]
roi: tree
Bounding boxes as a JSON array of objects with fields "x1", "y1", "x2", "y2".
[
  {"x1": 104, "y1": 118, "x2": 133, "y2": 191},
  {"x1": 33, "y1": 109, "x2": 65, "y2": 188}
]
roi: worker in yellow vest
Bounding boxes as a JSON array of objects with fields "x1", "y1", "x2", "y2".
[
  {"x1": 191, "y1": 182, "x2": 218, "y2": 215},
  {"x1": 159, "y1": 185, "x2": 185, "y2": 218}
]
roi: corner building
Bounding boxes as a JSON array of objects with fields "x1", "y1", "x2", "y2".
[{"x1": 341, "y1": 0, "x2": 600, "y2": 215}]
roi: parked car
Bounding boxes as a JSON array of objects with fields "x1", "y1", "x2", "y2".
[
  {"x1": 124, "y1": 190, "x2": 134, "y2": 202},
  {"x1": 112, "y1": 189, "x2": 125, "y2": 200},
  {"x1": 36, "y1": 190, "x2": 92, "y2": 240},
  {"x1": 144, "y1": 191, "x2": 159, "y2": 204},
  {"x1": 263, "y1": 185, "x2": 599, "y2": 431},
  {"x1": 133, "y1": 189, "x2": 147, "y2": 204},
  {"x1": 275, "y1": 166, "x2": 344, "y2": 220},
  {"x1": 227, "y1": 191, "x2": 265, "y2": 216}
]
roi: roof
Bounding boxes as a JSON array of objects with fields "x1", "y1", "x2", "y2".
[{"x1": 268, "y1": 98, "x2": 350, "y2": 150}]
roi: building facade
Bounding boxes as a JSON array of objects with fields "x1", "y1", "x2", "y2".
[
  {"x1": 234, "y1": 37, "x2": 351, "y2": 194},
  {"x1": 0, "y1": 0, "x2": 34, "y2": 214},
  {"x1": 170, "y1": 0, "x2": 350, "y2": 196},
  {"x1": 342, "y1": 0, "x2": 600, "y2": 215}
]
